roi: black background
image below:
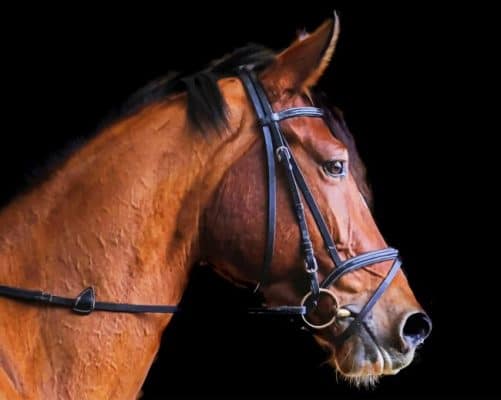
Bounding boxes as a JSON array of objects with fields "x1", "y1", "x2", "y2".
[{"x1": 0, "y1": 3, "x2": 491, "y2": 399}]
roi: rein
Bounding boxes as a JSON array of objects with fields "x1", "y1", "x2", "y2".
[{"x1": 0, "y1": 285, "x2": 305, "y2": 315}]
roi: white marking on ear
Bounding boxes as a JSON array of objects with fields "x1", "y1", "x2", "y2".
[{"x1": 303, "y1": 12, "x2": 340, "y2": 88}]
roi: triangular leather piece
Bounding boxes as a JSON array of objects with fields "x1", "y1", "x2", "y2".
[{"x1": 72, "y1": 287, "x2": 96, "y2": 315}]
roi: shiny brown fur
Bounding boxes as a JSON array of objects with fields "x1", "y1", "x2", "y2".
[{"x1": 0, "y1": 17, "x2": 427, "y2": 399}]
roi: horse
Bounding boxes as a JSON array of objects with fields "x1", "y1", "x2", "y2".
[{"x1": 0, "y1": 16, "x2": 431, "y2": 399}]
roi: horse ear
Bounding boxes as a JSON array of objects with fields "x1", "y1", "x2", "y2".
[{"x1": 261, "y1": 14, "x2": 340, "y2": 95}]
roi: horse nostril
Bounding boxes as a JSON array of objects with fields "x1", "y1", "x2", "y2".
[{"x1": 402, "y1": 312, "x2": 432, "y2": 348}]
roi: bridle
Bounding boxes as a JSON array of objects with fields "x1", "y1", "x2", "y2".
[
  {"x1": 0, "y1": 66, "x2": 401, "y2": 343},
  {"x1": 238, "y1": 67, "x2": 401, "y2": 342}
]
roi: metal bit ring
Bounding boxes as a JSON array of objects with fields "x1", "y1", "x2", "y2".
[{"x1": 300, "y1": 288, "x2": 339, "y2": 329}]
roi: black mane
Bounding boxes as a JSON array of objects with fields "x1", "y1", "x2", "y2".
[{"x1": 117, "y1": 43, "x2": 276, "y2": 132}]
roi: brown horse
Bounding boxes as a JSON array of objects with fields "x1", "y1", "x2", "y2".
[{"x1": 0, "y1": 17, "x2": 431, "y2": 399}]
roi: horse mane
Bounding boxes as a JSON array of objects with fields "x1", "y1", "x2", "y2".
[
  {"x1": 11, "y1": 43, "x2": 372, "y2": 208},
  {"x1": 117, "y1": 43, "x2": 276, "y2": 132}
]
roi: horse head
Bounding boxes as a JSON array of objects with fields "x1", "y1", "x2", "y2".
[{"x1": 201, "y1": 16, "x2": 431, "y2": 386}]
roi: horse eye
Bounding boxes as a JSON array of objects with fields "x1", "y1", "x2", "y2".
[{"x1": 323, "y1": 160, "x2": 346, "y2": 178}]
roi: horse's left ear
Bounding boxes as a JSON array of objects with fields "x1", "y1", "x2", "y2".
[{"x1": 261, "y1": 13, "x2": 340, "y2": 96}]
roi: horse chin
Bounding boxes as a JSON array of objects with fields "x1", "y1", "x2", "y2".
[{"x1": 318, "y1": 328, "x2": 414, "y2": 389}]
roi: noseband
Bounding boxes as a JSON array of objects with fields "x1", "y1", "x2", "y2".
[{"x1": 0, "y1": 66, "x2": 401, "y2": 343}]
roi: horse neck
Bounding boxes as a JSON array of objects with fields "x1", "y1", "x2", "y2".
[
  {"x1": 0, "y1": 101, "x2": 202, "y2": 296},
  {"x1": 0, "y1": 87, "x2": 251, "y2": 290},
  {"x1": 0, "y1": 78, "x2": 256, "y2": 398}
]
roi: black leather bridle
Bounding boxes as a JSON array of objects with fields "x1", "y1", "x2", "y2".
[
  {"x1": 0, "y1": 66, "x2": 401, "y2": 343},
  {"x1": 238, "y1": 67, "x2": 401, "y2": 341}
]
